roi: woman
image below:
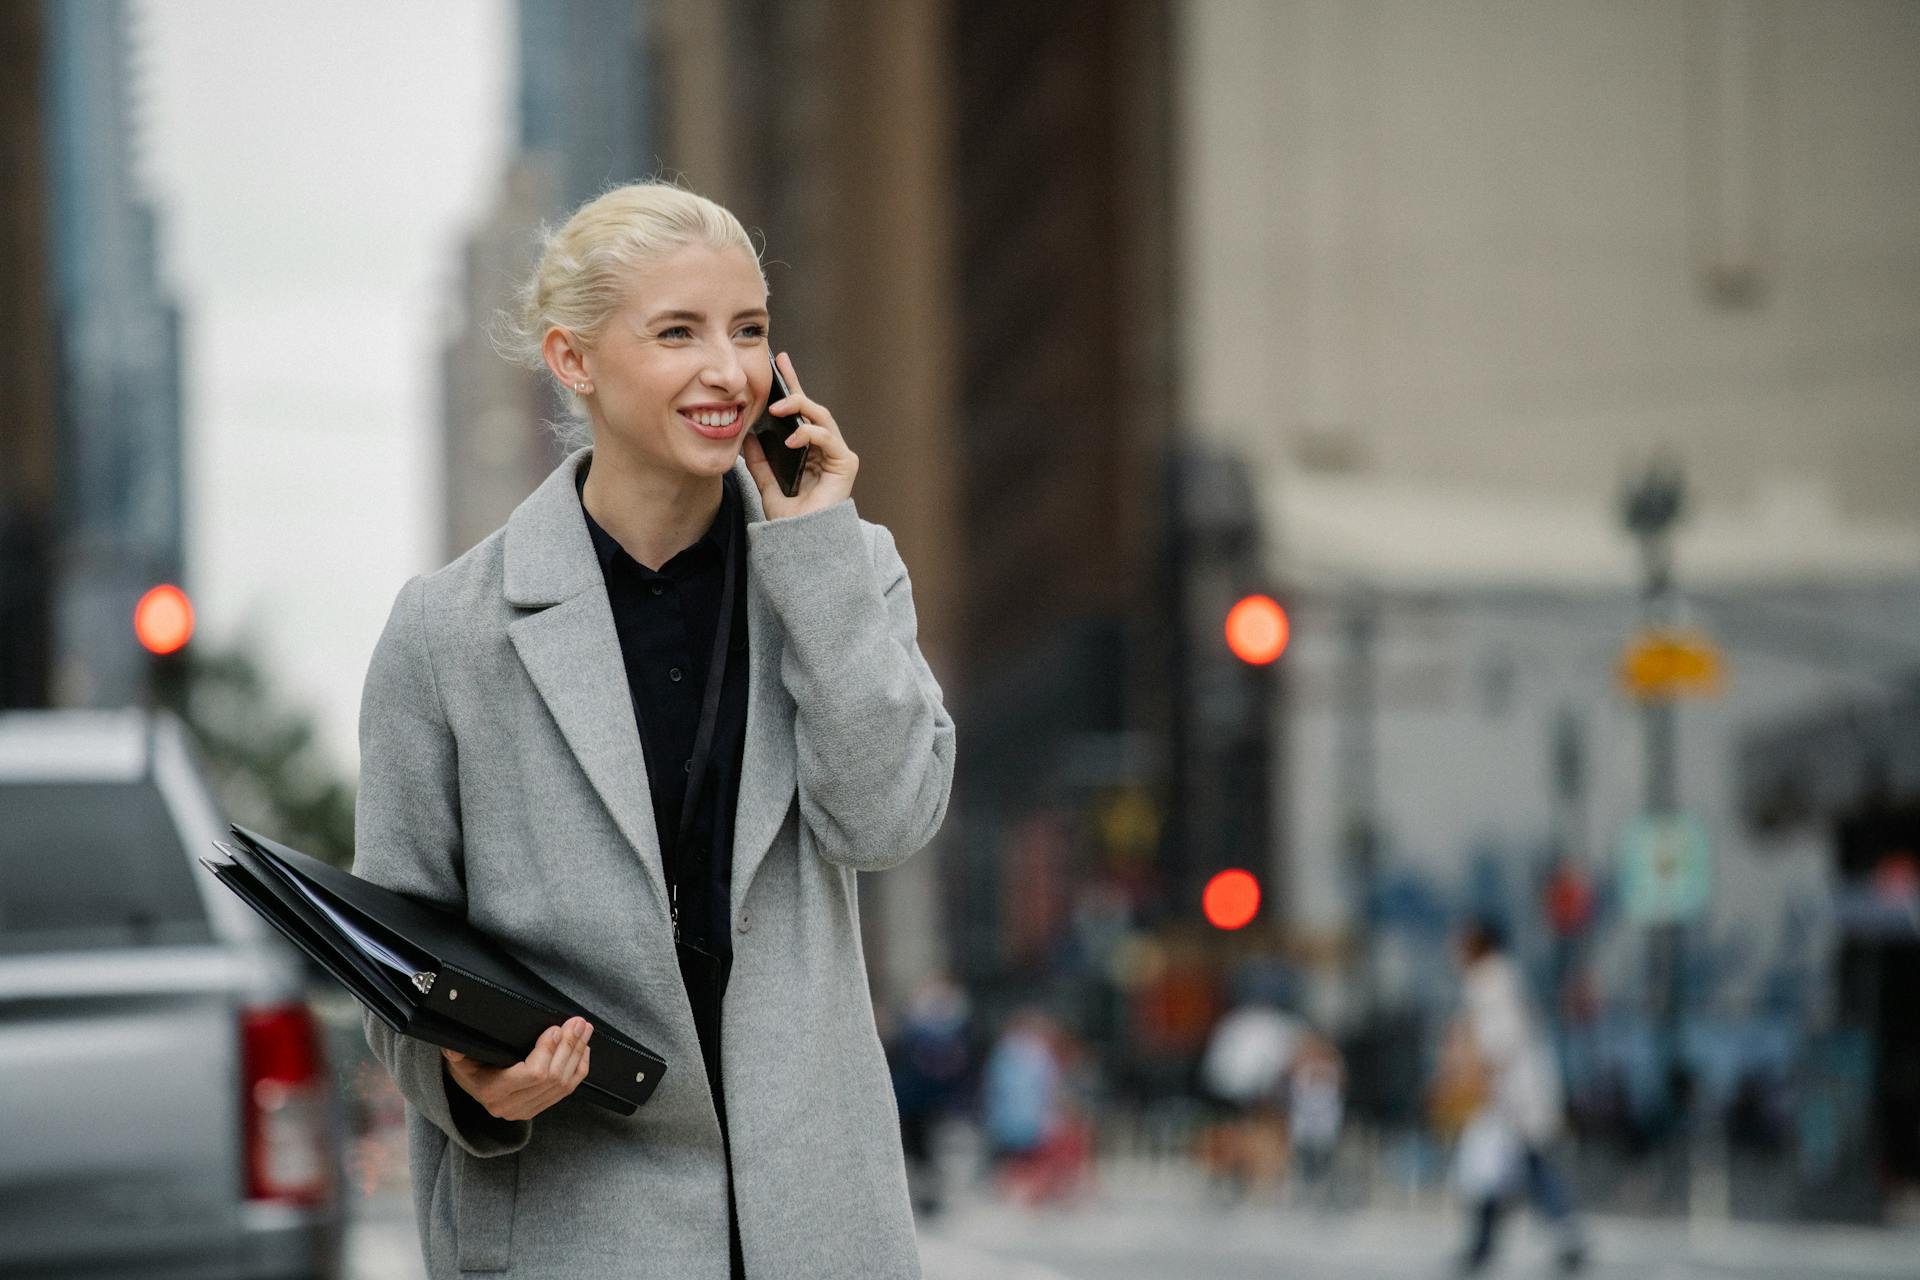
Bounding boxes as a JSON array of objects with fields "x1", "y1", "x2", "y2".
[
  {"x1": 353, "y1": 182, "x2": 955, "y2": 1279},
  {"x1": 1451, "y1": 919, "x2": 1586, "y2": 1276}
]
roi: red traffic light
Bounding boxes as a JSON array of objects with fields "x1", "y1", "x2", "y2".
[
  {"x1": 135, "y1": 584, "x2": 194, "y2": 655},
  {"x1": 1225, "y1": 594, "x2": 1289, "y2": 665},
  {"x1": 1203, "y1": 868, "x2": 1261, "y2": 930}
]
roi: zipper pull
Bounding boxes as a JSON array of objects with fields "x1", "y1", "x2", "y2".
[{"x1": 671, "y1": 884, "x2": 681, "y2": 942}]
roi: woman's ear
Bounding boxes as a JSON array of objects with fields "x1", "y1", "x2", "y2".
[{"x1": 541, "y1": 327, "x2": 589, "y2": 392}]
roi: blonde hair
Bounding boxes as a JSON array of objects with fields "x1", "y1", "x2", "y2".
[{"x1": 496, "y1": 181, "x2": 763, "y2": 441}]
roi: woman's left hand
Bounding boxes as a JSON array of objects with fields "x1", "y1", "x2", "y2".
[{"x1": 743, "y1": 350, "x2": 858, "y2": 519}]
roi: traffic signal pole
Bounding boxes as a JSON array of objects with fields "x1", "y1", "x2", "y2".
[
  {"x1": 1621, "y1": 464, "x2": 1690, "y2": 1128},
  {"x1": 1340, "y1": 600, "x2": 1381, "y2": 1024}
]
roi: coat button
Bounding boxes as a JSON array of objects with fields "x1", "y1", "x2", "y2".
[{"x1": 737, "y1": 908, "x2": 752, "y2": 935}]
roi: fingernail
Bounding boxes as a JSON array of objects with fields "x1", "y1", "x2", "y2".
[{"x1": 581, "y1": 1023, "x2": 594, "y2": 1043}]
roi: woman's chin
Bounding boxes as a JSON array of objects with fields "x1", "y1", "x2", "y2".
[{"x1": 678, "y1": 440, "x2": 744, "y2": 478}]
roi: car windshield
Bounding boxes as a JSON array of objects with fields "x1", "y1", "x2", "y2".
[{"x1": 0, "y1": 781, "x2": 213, "y2": 954}]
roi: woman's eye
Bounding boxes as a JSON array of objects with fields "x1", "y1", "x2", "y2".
[
  {"x1": 659, "y1": 325, "x2": 693, "y2": 340},
  {"x1": 737, "y1": 324, "x2": 767, "y2": 341}
]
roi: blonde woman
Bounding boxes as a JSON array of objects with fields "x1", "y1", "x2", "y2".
[{"x1": 354, "y1": 182, "x2": 954, "y2": 1279}]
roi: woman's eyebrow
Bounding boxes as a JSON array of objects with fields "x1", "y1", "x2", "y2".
[{"x1": 643, "y1": 307, "x2": 771, "y2": 324}]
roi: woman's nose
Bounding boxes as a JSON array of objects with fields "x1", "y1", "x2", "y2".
[{"x1": 702, "y1": 344, "x2": 746, "y2": 393}]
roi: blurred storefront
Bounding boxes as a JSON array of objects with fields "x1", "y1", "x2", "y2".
[{"x1": 1744, "y1": 694, "x2": 1920, "y2": 1213}]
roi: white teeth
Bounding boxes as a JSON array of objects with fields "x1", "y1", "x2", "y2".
[{"x1": 689, "y1": 408, "x2": 738, "y2": 427}]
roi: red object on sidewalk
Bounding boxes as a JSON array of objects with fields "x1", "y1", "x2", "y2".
[{"x1": 998, "y1": 1117, "x2": 1094, "y2": 1206}]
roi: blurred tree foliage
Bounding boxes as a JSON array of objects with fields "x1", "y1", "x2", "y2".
[{"x1": 155, "y1": 645, "x2": 357, "y2": 868}]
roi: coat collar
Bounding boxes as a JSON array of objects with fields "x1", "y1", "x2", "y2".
[
  {"x1": 501, "y1": 446, "x2": 789, "y2": 920},
  {"x1": 504, "y1": 446, "x2": 767, "y2": 607}
]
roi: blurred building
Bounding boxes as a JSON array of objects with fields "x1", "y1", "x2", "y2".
[
  {"x1": 647, "y1": 0, "x2": 1186, "y2": 1009},
  {"x1": 40, "y1": 0, "x2": 184, "y2": 708},
  {"x1": 0, "y1": 0, "x2": 58, "y2": 709},
  {"x1": 1179, "y1": 0, "x2": 1920, "y2": 517},
  {"x1": 1174, "y1": 0, "x2": 1920, "y2": 1211},
  {"x1": 1743, "y1": 682, "x2": 1920, "y2": 1200},
  {"x1": 442, "y1": 153, "x2": 566, "y2": 560},
  {"x1": 1177, "y1": 0, "x2": 1920, "y2": 939},
  {"x1": 442, "y1": 0, "x2": 654, "y2": 561},
  {"x1": 646, "y1": 0, "x2": 982, "y2": 1007}
]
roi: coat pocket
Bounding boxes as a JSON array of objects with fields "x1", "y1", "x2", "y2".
[{"x1": 452, "y1": 1147, "x2": 519, "y2": 1271}]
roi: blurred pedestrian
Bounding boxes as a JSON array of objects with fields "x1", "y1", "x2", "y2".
[
  {"x1": 1198, "y1": 1000, "x2": 1303, "y2": 1198},
  {"x1": 354, "y1": 180, "x2": 954, "y2": 1278},
  {"x1": 1287, "y1": 1033, "x2": 1345, "y2": 1197},
  {"x1": 983, "y1": 1009, "x2": 1090, "y2": 1204},
  {"x1": 888, "y1": 975, "x2": 973, "y2": 1216},
  {"x1": 1449, "y1": 919, "x2": 1587, "y2": 1276}
]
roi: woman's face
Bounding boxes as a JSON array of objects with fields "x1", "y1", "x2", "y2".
[{"x1": 582, "y1": 243, "x2": 772, "y2": 481}]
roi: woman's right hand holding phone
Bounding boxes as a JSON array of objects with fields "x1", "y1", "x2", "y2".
[{"x1": 443, "y1": 1016, "x2": 593, "y2": 1121}]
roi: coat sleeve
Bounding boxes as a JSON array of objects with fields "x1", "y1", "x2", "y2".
[
  {"x1": 748, "y1": 500, "x2": 956, "y2": 871},
  {"x1": 351, "y1": 574, "x2": 531, "y2": 1158}
]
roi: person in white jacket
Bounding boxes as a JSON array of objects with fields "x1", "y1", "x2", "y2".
[{"x1": 1455, "y1": 919, "x2": 1586, "y2": 1276}]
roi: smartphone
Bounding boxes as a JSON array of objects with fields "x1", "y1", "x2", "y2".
[{"x1": 751, "y1": 354, "x2": 811, "y2": 498}]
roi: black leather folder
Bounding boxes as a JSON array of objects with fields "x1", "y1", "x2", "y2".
[{"x1": 201, "y1": 824, "x2": 665, "y2": 1115}]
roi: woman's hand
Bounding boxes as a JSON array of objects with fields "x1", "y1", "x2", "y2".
[
  {"x1": 443, "y1": 1016, "x2": 592, "y2": 1122},
  {"x1": 742, "y1": 350, "x2": 858, "y2": 520}
]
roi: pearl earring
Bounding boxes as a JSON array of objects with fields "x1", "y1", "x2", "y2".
[{"x1": 574, "y1": 382, "x2": 590, "y2": 393}]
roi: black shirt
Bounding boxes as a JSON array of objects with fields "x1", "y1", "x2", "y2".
[
  {"x1": 575, "y1": 463, "x2": 749, "y2": 966},
  {"x1": 578, "y1": 464, "x2": 750, "y2": 1280}
]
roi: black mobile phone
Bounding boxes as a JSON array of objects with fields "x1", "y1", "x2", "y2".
[{"x1": 751, "y1": 355, "x2": 811, "y2": 498}]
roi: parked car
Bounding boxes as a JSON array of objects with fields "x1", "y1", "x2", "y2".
[{"x1": 0, "y1": 709, "x2": 346, "y2": 1279}]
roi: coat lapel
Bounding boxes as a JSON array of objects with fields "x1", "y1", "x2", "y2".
[
  {"x1": 727, "y1": 461, "x2": 798, "y2": 916},
  {"x1": 503, "y1": 447, "x2": 797, "y2": 920},
  {"x1": 504, "y1": 448, "x2": 668, "y2": 908},
  {"x1": 732, "y1": 578, "x2": 796, "y2": 916}
]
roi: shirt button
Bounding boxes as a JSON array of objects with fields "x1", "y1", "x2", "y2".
[
  {"x1": 669, "y1": 667, "x2": 684, "y2": 682},
  {"x1": 737, "y1": 908, "x2": 753, "y2": 935},
  {"x1": 650, "y1": 584, "x2": 664, "y2": 596}
]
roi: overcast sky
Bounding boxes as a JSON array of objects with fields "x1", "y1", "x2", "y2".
[{"x1": 137, "y1": 0, "x2": 513, "y2": 770}]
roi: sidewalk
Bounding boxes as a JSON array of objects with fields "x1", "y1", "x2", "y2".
[
  {"x1": 341, "y1": 1147, "x2": 1920, "y2": 1280},
  {"x1": 915, "y1": 1159, "x2": 1920, "y2": 1280}
]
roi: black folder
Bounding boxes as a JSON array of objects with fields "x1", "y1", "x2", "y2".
[{"x1": 201, "y1": 824, "x2": 665, "y2": 1116}]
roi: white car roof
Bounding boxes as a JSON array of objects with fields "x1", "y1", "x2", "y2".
[{"x1": 0, "y1": 709, "x2": 158, "y2": 782}]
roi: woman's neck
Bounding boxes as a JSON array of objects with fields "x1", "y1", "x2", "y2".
[{"x1": 580, "y1": 443, "x2": 726, "y2": 572}]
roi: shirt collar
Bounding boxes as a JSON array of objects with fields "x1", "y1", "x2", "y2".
[{"x1": 576, "y1": 461, "x2": 735, "y2": 576}]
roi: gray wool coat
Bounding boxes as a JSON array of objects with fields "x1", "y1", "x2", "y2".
[{"x1": 352, "y1": 446, "x2": 954, "y2": 1278}]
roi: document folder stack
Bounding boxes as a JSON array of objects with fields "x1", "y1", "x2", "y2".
[{"x1": 202, "y1": 824, "x2": 665, "y2": 1116}]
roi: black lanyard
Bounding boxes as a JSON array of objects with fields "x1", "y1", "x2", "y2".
[{"x1": 668, "y1": 491, "x2": 742, "y2": 943}]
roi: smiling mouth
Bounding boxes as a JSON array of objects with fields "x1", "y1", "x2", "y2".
[{"x1": 679, "y1": 405, "x2": 745, "y2": 438}]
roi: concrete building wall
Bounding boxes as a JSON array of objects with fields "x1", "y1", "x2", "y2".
[{"x1": 1175, "y1": 0, "x2": 1920, "y2": 518}]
